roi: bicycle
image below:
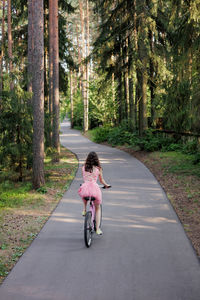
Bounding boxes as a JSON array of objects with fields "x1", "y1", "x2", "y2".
[{"x1": 83, "y1": 185, "x2": 111, "y2": 248}]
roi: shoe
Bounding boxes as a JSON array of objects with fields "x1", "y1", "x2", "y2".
[
  {"x1": 82, "y1": 210, "x2": 86, "y2": 217},
  {"x1": 96, "y1": 229, "x2": 103, "y2": 235}
]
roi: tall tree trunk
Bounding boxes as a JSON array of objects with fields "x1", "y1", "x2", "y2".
[
  {"x1": 52, "y1": 0, "x2": 60, "y2": 155},
  {"x1": 149, "y1": 29, "x2": 155, "y2": 127},
  {"x1": 49, "y1": 0, "x2": 53, "y2": 144},
  {"x1": 32, "y1": 0, "x2": 45, "y2": 189},
  {"x1": 28, "y1": 0, "x2": 33, "y2": 96},
  {"x1": 76, "y1": 23, "x2": 82, "y2": 90},
  {"x1": 86, "y1": 0, "x2": 90, "y2": 129},
  {"x1": 137, "y1": 0, "x2": 148, "y2": 136},
  {"x1": 139, "y1": 65, "x2": 148, "y2": 136},
  {"x1": 124, "y1": 36, "x2": 129, "y2": 120},
  {"x1": 0, "y1": 0, "x2": 5, "y2": 106},
  {"x1": 133, "y1": 0, "x2": 138, "y2": 129},
  {"x1": 79, "y1": 0, "x2": 88, "y2": 132},
  {"x1": 7, "y1": 0, "x2": 14, "y2": 90},
  {"x1": 70, "y1": 69, "x2": 74, "y2": 128}
]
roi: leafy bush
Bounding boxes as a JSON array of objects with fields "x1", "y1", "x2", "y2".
[
  {"x1": 108, "y1": 127, "x2": 131, "y2": 146},
  {"x1": 182, "y1": 140, "x2": 198, "y2": 155},
  {"x1": 192, "y1": 153, "x2": 200, "y2": 165},
  {"x1": 0, "y1": 85, "x2": 33, "y2": 180},
  {"x1": 91, "y1": 127, "x2": 110, "y2": 143}
]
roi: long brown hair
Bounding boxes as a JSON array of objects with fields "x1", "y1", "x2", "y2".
[{"x1": 85, "y1": 152, "x2": 101, "y2": 173}]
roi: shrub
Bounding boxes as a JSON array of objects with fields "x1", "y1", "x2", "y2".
[
  {"x1": 182, "y1": 140, "x2": 198, "y2": 155},
  {"x1": 91, "y1": 127, "x2": 110, "y2": 143}
]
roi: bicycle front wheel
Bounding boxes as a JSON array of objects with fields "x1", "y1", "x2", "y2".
[{"x1": 84, "y1": 211, "x2": 93, "y2": 248}]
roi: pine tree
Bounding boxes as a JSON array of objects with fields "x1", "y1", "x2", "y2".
[{"x1": 32, "y1": 0, "x2": 45, "y2": 189}]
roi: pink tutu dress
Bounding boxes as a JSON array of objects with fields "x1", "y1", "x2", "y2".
[{"x1": 78, "y1": 166, "x2": 102, "y2": 204}]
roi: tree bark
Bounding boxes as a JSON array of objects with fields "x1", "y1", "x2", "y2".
[
  {"x1": 32, "y1": 0, "x2": 45, "y2": 189},
  {"x1": 76, "y1": 23, "x2": 82, "y2": 90},
  {"x1": 86, "y1": 0, "x2": 90, "y2": 129},
  {"x1": 0, "y1": 0, "x2": 5, "y2": 106},
  {"x1": 49, "y1": 0, "x2": 53, "y2": 144},
  {"x1": 137, "y1": 0, "x2": 148, "y2": 136},
  {"x1": 52, "y1": 0, "x2": 60, "y2": 155},
  {"x1": 149, "y1": 29, "x2": 155, "y2": 127},
  {"x1": 79, "y1": 0, "x2": 88, "y2": 132},
  {"x1": 7, "y1": 0, "x2": 14, "y2": 90},
  {"x1": 28, "y1": 0, "x2": 33, "y2": 97},
  {"x1": 70, "y1": 69, "x2": 74, "y2": 128}
]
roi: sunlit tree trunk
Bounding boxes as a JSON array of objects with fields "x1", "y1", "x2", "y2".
[
  {"x1": 52, "y1": 0, "x2": 60, "y2": 155},
  {"x1": 149, "y1": 29, "x2": 155, "y2": 127},
  {"x1": 49, "y1": 0, "x2": 53, "y2": 144},
  {"x1": 0, "y1": 0, "x2": 5, "y2": 106},
  {"x1": 137, "y1": 0, "x2": 148, "y2": 136},
  {"x1": 76, "y1": 23, "x2": 82, "y2": 90},
  {"x1": 79, "y1": 0, "x2": 88, "y2": 132},
  {"x1": 134, "y1": 0, "x2": 138, "y2": 129},
  {"x1": 124, "y1": 35, "x2": 129, "y2": 120},
  {"x1": 70, "y1": 69, "x2": 74, "y2": 128},
  {"x1": 28, "y1": 0, "x2": 33, "y2": 97},
  {"x1": 86, "y1": 0, "x2": 90, "y2": 129},
  {"x1": 32, "y1": 0, "x2": 45, "y2": 189},
  {"x1": 7, "y1": 0, "x2": 14, "y2": 90}
]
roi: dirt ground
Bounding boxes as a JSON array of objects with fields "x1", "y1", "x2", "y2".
[
  {"x1": 0, "y1": 148, "x2": 78, "y2": 283},
  {"x1": 118, "y1": 146, "x2": 200, "y2": 258}
]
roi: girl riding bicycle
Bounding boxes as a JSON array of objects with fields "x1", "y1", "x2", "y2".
[{"x1": 78, "y1": 151, "x2": 110, "y2": 235}]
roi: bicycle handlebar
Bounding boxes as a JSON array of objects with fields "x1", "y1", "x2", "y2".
[{"x1": 101, "y1": 185, "x2": 112, "y2": 189}]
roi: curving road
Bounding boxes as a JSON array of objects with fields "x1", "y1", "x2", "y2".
[{"x1": 0, "y1": 118, "x2": 200, "y2": 300}]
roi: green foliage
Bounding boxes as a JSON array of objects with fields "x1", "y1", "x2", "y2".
[
  {"x1": 0, "y1": 181, "x2": 32, "y2": 208},
  {"x1": 182, "y1": 140, "x2": 198, "y2": 155},
  {"x1": 0, "y1": 262, "x2": 9, "y2": 277},
  {"x1": 192, "y1": 153, "x2": 200, "y2": 165},
  {"x1": 0, "y1": 81, "x2": 33, "y2": 180},
  {"x1": 108, "y1": 127, "x2": 134, "y2": 146},
  {"x1": 36, "y1": 186, "x2": 48, "y2": 194},
  {"x1": 163, "y1": 80, "x2": 191, "y2": 132},
  {"x1": 71, "y1": 89, "x2": 84, "y2": 128},
  {"x1": 90, "y1": 127, "x2": 111, "y2": 143},
  {"x1": 89, "y1": 75, "x2": 118, "y2": 127}
]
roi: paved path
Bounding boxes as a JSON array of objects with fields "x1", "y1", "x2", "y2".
[{"x1": 0, "y1": 118, "x2": 200, "y2": 300}]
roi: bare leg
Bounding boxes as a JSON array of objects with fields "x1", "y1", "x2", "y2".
[
  {"x1": 82, "y1": 200, "x2": 87, "y2": 214},
  {"x1": 95, "y1": 204, "x2": 101, "y2": 231}
]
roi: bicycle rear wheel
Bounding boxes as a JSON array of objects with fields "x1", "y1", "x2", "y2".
[{"x1": 84, "y1": 211, "x2": 93, "y2": 248}]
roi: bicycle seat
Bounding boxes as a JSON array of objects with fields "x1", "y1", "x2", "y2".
[{"x1": 84, "y1": 196, "x2": 96, "y2": 201}]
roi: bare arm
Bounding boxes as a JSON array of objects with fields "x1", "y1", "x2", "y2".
[{"x1": 99, "y1": 168, "x2": 110, "y2": 188}]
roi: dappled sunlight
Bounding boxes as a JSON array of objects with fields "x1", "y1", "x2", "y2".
[
  {"x1": 61, "y1": 133, "x2": 80, "y2": 137},
  {"x1": 108, "y1": 190, "x2": 136, "y2": 195},
  {"x1": 116, "y1": 178, "x2": 159, "y2": 185},
  {"x1": 106, "y1": 202, "x2": 154, "y2": 209},
  {"x1": 52, "y1": 216, "x2": 82, "y2": 224},
  {"x1": 113, "y1": 158, "x2": 127, "y2": 162},
  {"x1": 62, "y1": 198, "x2": 81, "y2": 204},
  {"x1": 126, "y1": 215, "x2": 177, "y2": 224},
  {"x1": 52, "y1": 212, "x2": 81, "y2": 223},
  {"x1": 104, "y1": 221, "x2": 157, "y2": 230},
  {"x1": 104, "y1": 213, "x2": 176, "y2": 226}
]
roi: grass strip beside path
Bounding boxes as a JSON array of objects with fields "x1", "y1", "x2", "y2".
[{"x1": 0, "y1": 147, "x2": 78, "y2": 283}]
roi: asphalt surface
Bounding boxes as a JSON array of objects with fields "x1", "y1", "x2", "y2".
[{"x1": 0, "y1": 118, "x2": 200, "y2": 300}]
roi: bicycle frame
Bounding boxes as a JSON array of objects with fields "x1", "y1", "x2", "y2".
[
  {"x1": 84, "y1": 196, "x2": 96, "y2": 247},
  {"x1": 85, "y1": 197, "x2": 96, "y2": 230}
]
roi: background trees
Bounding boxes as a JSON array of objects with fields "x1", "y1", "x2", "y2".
[
  {"x1": 0, "y1": 0, "x2": 199, "y2": 187},
  {"x1": 66, "y1": 0, "x2": 200, "y2": 138},
  {"x1": 0, "y1": 0, "x2": 74, "y2": 187}
]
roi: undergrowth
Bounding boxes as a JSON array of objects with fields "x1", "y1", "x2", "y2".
[{"x1": 89, "y1": 126, "x2": 200, "y2": 176}]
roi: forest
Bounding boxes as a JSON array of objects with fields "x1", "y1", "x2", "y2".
[{"x1": 0, "y1": 0, "x2": 200, "y2": 189}]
